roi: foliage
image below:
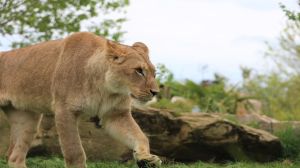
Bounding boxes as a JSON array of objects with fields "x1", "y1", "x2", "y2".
[
  {"x1": 150, "y1": 98, "x2": 194, "y2": 113},
  {"x1": 242, "y1": 72, "x2": 300, "y2": 120},
  {"x1": 155, "y1": 65, "x2": 240, "y2": 114},
  {"x1": 241, "y1": 14, "x2": 300, "y2": 120},
  {"x1": 0, "y1": 0, "x2": 129, "y2": 48},
  {"x1": 275, "y1": 127, "x2": 300, "y2": 161},
  {"x1": 156, "y1": 64, "x2": 174, "y2": 84},
  {"x1": 265, "y1": 21, "x2": 300, "y2": 75},
  {"x1": 280, "y1": 2, "x2": 300, "y2": 22}
]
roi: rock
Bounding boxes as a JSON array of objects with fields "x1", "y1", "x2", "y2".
[
  {"x1": 235, "y1": 98, "x2": 277, "y2": 126},
  {"x1": 255, "y1": 120, "x2": 300, "y2": 137},
  {"x1": 170, "y1": 96, "x2": 188, "y2": 104},
  {"x1": 31, "y1": 113, "x2": 131, "y2": 161},
  {"x1": 236, "y1": 99, "x2": 263, "y2": 116},
  {"x1": 0, "y1": 107, "x2": 283, "y2": 163},
  {"x1": 232, "y1": 97, "x2": 300, "y2": 138},
  {"x1": 132, "y1": 107, "x2": 282, "y2": 162},
  {"x1": 0, "y1": 111, "x2": 131, "y2": 161}
]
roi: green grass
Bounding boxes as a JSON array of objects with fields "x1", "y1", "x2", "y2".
[
  {"x1": 150, "y1": 98, "x2": 195, "y2": 113},
  {"x1": 0, "y1": 157, "x2": 300, "y2": 168}
]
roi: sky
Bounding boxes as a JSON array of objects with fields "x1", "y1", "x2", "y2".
[
  {"x1": 0, "y1": 0, "x2": 298, "y2": 84},
  {"x1": 122, "y1": 0, "x2": 298, "y2": 83}
]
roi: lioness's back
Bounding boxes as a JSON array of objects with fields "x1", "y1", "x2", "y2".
[{"x1": 0, "y1": 39, "x2": 63, "y2": 111}]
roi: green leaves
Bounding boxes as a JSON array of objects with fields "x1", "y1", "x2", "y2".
[
  {"x1": 280, "y1": 3, "x2": 300, "y2": 22},
  {"x1": 0, "y1": 0, "x2": 129, "y2": 48},
  {"x1": 239, "y1": 6, "x2": 300, "y2": 120},
  {"x1": 156, "y1": 64, "x2": 240, "y2": 114}
]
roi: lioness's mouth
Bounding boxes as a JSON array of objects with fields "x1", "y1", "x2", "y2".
[
  {"x1": 130, "y1": 94, "x2": 138, "y2": 99},
  {"x1": 130, "y1": 94, "x2": 152, "y2": 102}
]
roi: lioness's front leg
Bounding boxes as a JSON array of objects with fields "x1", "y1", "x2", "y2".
[
  {"x1": 103, "y1": 111, "x2": 161, "y2": 168},
  {"x1": 54, "y1": 107, "x2": 86, "y2": 168}
]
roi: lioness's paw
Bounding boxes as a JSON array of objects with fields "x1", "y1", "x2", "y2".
[{"x1": 135, "y1": 154, "x2": 162, "y2": 168}]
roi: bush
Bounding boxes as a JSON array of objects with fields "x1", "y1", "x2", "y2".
[
  {"x1": 275, "y1": 127, "x2": 300, "y2": 161},
  {"x1": 156, "y1": 64, "x2": 240, "y2": 114},
  {"x1": 150, "y1": 98, "x2": 195, "y2": 113}
]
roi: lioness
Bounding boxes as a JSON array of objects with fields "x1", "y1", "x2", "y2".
[{"x1": 0, "y1": 32, "x2": 161, "y2": 168}]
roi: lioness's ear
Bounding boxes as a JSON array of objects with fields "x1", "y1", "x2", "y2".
[
  {"x1": 132, "y1": 42, "x2": 149, "y2": 54},
  {"x1": 106, "y1": 40, "x2": 125, "y2": 64}
]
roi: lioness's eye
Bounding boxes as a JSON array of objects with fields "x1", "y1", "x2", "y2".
[{"x1": 135, "y1": 68, "x2": 145, "y2": 77}]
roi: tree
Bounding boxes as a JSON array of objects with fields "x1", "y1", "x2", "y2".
[
  {"x1": 242, "y1": 7, "x2": 300, "y2": 120},
  {"x1": 0, "y1": 0, "x2": 129, "y2": 48},
  {"x1": 280, "y1": 2, "x2": 300, "y2": 22},
  {"x1": 265, "y1": 21, "x2": 300, "y2": 75}
]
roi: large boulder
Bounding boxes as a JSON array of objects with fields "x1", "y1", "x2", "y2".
[
  {"x1": 0, "y1": 107, "x2": 283, "y2": 162},
  {"x1": 132, "y1": 107, "x2": 282, "y2": 162}
]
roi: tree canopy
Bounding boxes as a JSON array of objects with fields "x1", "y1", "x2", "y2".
[
  {"x1": 241, "y1": 4, "x2": 300, "y2": 120},
  {"x1": 0, "y1": 0, "x2": 129, "y2": 48},
  {"x1": 280, "y1": 2, "x2": 300, "y2": 22}
]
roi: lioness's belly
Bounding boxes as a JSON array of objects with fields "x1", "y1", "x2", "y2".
[{"x1": 0, "y1": 40, "x2": 63, "y2": 113}]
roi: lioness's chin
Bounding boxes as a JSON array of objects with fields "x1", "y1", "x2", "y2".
[{"x1": 132, "y1": 99, "x2": 147, "y2": 109}]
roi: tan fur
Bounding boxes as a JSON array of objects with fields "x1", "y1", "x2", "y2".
[{"x1": 0, "y1": 32, "x2": 161, "y2": 168}]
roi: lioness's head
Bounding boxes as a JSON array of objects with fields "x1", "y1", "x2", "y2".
[{"x1": 105, "y1": 40, "x2": 159, "y2": 102}]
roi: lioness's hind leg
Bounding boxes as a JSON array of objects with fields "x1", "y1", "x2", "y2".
[{"x1": 4, "y1": 108, "x2": 40, "y2": 168}]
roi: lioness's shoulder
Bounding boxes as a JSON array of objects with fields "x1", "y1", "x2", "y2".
[{"x1": 63, "y1": 32, "x2": 106, "y2": 47}]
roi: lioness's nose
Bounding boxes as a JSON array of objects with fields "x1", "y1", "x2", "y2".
[{"x1": 150, "y1": 89, "x2": 159, "y2": 96}]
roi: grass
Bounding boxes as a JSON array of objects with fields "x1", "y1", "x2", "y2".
[
  {"x1": 275, "y1": 126, "x2": 300, "y2": 160},
  {"x1": 149, "y1": 98, "x2": 195, "y2": 113},
  {"x1": 0, "y1": 157, "x2": 300, "y2": 168}
]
